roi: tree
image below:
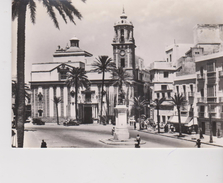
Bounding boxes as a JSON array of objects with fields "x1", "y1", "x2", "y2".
[
  {"x1": 152, "y1": 97, "x2": 166, "y2": 133},
  {"x1": 12, "y1": 0, "x2": 86, "y2": 147},
  {"x1": 92, "y1": 56, "x2": 115, "y2": 123},
  {"x1": 133, "y1": 96, "x2": 146, "y2": 130},
  {"x1": 53, "y1": 96, "x2": 62, "y2": 125},
  {"x1": 171, "y1": 93, "x2": 185, "y2": 137},
  {"x1": 12, "y1": 80, "x2": 30, "y2": 127},
  {"x1": 112, "y1": 67, "x2": 131, "y2": 105},
  {"x1": 66, "y1": 67, "x2": 89, "y2": 120}
]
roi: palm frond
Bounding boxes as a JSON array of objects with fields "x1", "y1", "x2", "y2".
[
  {"x1": 12, "y1": 0, "x2": 20, "y2": 21},
  {"x1": 28, "y1": 0, "x2": 36, "y2": 24},
  {"x1": 42, "y1": 0, "x2": 59, "y2": 29}
]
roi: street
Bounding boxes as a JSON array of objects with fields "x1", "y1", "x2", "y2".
[{"x1": 24, "y1": 123, "x2": 216, "y2": 148}]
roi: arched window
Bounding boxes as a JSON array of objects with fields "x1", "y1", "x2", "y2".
[{"x1": 121, "y1": 29, "x2": 124, "y2": 42}]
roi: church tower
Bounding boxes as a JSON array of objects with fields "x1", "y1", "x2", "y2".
[{"x1": 112, "y1": 9, "x2": 136, "y2": 79}]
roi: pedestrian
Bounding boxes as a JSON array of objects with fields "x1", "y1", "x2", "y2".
[
  {"x1": 134, "y1": 121, "x2": 136, "y2": 130},
  {"x1": 195, "y1": 139, "x2": 201, "y2": 148},
  {"x1": 199, "y1": 129, "x2": 204, "y2": 139},
  {"x1": 170, "y1": 125, "x2": 174, "y2": 133},
  {"x1": 135, "y1": 134, "x2": 141, "y2": 148},
  {"x1": 111, "y1": 127, "x2": 115, "y2": 136},
  {"x1": 136, "y1": 134, "x2": 141, "y2": 145},
  {"x1": 41, "y1": 140, "x2": 47, "y2": 148}
]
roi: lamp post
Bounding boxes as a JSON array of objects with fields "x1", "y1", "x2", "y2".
[{"x1": 208, "y1": 104, "x2": 213, "y2": 143}]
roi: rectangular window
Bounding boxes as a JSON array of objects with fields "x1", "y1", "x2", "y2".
[
  {"x1": 207, "y1": 85, "x2": 215, "y2": 97},
  {"x1": 190, "y1": 84, "x2": 193, "y2": 92},
  {"x1": 85, "y1": 93, "x2": 91, "y2": 102},
  {"x1": 139, "y1": 73, "x2": 143, "y2": 81},
  {"x1": 200, "y1": 67, "x2": 203, "y2": 76},
  {"x1": 157, "y1": 93, "x2": 160, "y2": 99},
  {"x1": 162, "y1": 116, "x2": 166, "y2": 123},
  {"x1": 161, "y1": 85, "x2": 167, "y2": 90},
  {"x1": 176, "y1": 86, "x2": 179, "y2": 93},
  {"x1": 170, "y1": 54, "x2": 172, "y2": 62},
  {"x1": 162, "y1": 93, "x2": 165, "y2": 98},
  {"x1": 200, "y1": 88, "x2": 204, "y2": 97},
  {"x1": 207, "y1": 61, "x2": 215, "y2": 72},
  {"x1": 183, "y1": 85, "x2": 186, "y2": 97},
  {"x1": 121, "y1": 58, "x2": 125, "y2": 67},
  {"x1": 60, "y1": 73, "x2": 67, "y2": 80},
  {"x1": 168, "y1": 92, "x2": 171, "y2": 98},
  {"x1": 164, "y1": 72, "x2": 169, "y2": 78}
]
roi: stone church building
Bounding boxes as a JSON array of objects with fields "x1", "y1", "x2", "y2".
[{"x1": 30, "y1": 10, "x2": 150, "y2": 123}]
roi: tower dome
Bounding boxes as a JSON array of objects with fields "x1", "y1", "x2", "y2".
[
  {"x1": 70, "y1": 36, "x2": 79, "y2": 47},
  {"x1": 115, "y1": 8, "x2": 133, "y2": 26}
]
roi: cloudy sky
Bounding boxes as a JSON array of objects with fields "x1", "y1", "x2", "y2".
[{"x1": 11, "y1": 0, "x2": 223, "y2": 82}]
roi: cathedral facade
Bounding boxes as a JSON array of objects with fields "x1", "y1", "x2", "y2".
[{"x1": 30, "y1": 10, "x2": 150, "y2": 124}]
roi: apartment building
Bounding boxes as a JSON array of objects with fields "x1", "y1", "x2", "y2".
[
  {"x1": 195, "y1": 51, "x2": 223, "y2": 137},
  {"x1": 169, "y1": 74, "x2": 198, "y2": 133}
]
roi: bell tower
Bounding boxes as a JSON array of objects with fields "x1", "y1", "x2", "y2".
[{"x1": 112, "y1": 9, "x2": 136, "y2": 79}]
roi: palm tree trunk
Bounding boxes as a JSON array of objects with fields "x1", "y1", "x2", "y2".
[
  {"x1": 100, "y1": 70, "x2": 105, "y2": 123},
  {"x1": 177, "y1": 107, "x2": 182, "y2": 136},
  {"x1": 56, "y1": 104, "x2": 59, "y2": 125},
  {"x1": 16, "y1": 2, "x2": 27, "y2": 148},
  {"x1": 139, "y1": 111, "x2": 141, "y2": 130},
  {"x1": 157, "y1": 109, "x2": 160, "y2": 133},
  {"x1": 75, "y1": 82, "x2": 78, "y2": 120}
]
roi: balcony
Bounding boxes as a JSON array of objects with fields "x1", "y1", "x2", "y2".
[
  {"x1": 219, "y1": 71, "x2": 223, "y2": 77},
  {"x1": 219, "y1": 97, "x2": 223, "y2": 103},
  {"x1": 84, "y1": 98, "x2": 92, "y2": 103},
  {"x1": 199, "y1": 112, "x2": 205, "y2": 118},
  {"x1": 197, "y1": 97, "x2": 207, "y2": 103},
  {"x1": 207, "y1": 97, "x2": 217, "y2": 103}
]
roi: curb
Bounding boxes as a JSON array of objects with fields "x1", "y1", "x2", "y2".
[{"x1": 140, "y1": 130, "x2": 223, "y2": 148}]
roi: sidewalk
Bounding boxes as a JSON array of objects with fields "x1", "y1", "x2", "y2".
[{"x1": 141, "y1": 127, "x2": 223, "y2": 148}]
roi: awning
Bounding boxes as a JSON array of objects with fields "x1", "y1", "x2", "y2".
[
  {"x1": 185, "y1": 117, "x2": 198, "y2": 126},
  {"x1": 167, "y1": 116, "x2": 192, "y2": 124}
]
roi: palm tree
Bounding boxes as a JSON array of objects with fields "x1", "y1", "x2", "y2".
[
  {"x1": 53, "y1": 96, "x2": 62, "y2": 125},
  {"x1": 66, "y1": 67, "x2": 89, "y2": 120},
  {"x1": 92, "y1": 56, "x2": 115, "y2": 123},
  {"x1": 12, "y1": 80, "x2": 30, "y2": 128},
  {"x1": 133, "y1": 96, "x2": 146, "y2": 130},
  {"x1": 152, "y1": 97, "x2": 166, "y2": 133},
  {"x1": 172, "y1": 93, "x2": 185, "y2": 137},
  {"x1": 112, "y1": 67, "x2": 131, "y2": 105},
  {"x1": 12, "y1": 0, "x2": 86, "y2": 147}
]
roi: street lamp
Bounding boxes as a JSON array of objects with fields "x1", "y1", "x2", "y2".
[{"x1": 208, "y1": 104, "x2": 213, "y2": 143}]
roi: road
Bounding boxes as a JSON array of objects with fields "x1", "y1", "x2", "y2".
[{"x1": 24, "y1": 123, "x2": 215, "y2": 148}]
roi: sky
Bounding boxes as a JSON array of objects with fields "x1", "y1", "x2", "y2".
[{"x1": 11, "y1": 0, "x2": 223, "y2": 83}]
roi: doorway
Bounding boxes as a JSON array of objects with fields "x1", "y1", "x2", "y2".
[
  {"x1": 201, "y1": 122, "x2": 205, "y2": 134},
  {"x1": 212, "y1": 122, "x2": 216, "y2": 136},
  {"x1": 84, "y1": 106, "x2": 92, "y2": 124}
]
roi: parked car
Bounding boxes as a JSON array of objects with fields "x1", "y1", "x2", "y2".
[
  {"x1": 32, "y1": 118, "x2": 45, "y2": 125},
  {"x1": 63, "y1": 119, "x2": 79, "y2": 126}
]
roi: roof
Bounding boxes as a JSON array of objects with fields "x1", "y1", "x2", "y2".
[
  {"x1": 31, "y1": 62, "x2": 84, "y2": 72},
  {"x1": 195, "y1": 51, "x2": 223, "y2": 63}
]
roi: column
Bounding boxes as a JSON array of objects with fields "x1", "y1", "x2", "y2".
[
  {"x1": 56, "y1": 87, "x2": 61, "y2": 117},
  {"x1": 49, "y1": 86, "x2": 54, "y2": 117},
  {"x1": 64, "y1": 87, "x2": 68, "y2": 118}
]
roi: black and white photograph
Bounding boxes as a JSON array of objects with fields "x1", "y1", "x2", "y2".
[
  {"x1": 10, "y1": 0, "x2": 223, "y2": 149},
  {"x1": 1, "y1": 1, "x2": 223, "y2": 183}
]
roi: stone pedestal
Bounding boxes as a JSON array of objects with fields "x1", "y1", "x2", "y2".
[{"x1": 113, "y1": 105, "x2": 130, "y2": 140}]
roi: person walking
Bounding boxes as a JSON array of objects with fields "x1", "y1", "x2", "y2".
[
  {"x1": 41, "y1": 140, "x2": 47, "y2": 148},
  {"x1": 195, "y1": 139, "x2": 201, "y2": 148},
  {"x1": 135, "y1": 134, "x2": 141, "y2": 148}
]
